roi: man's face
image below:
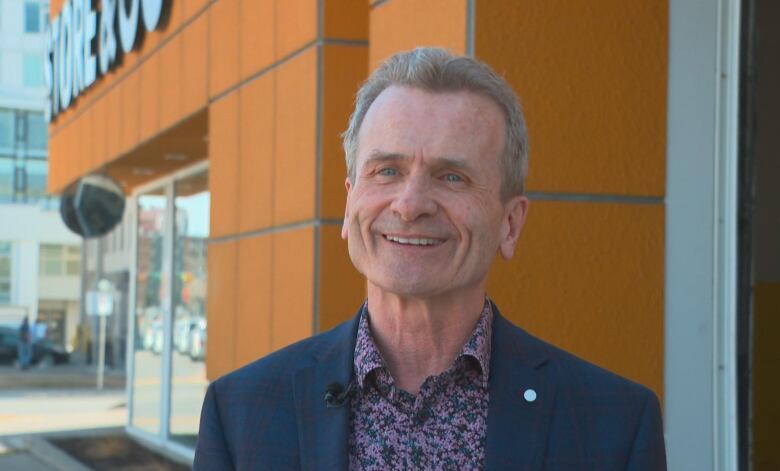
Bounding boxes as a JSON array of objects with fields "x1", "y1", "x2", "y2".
[{"x1": 342, "y1": 86, "x2": 528, "y2": 299}]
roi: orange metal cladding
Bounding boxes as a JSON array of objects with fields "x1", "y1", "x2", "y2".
[
  {"x1": 45, "y1": 0, "x2": 369, "y2": 380},
  {"x1": 475, "y1": 0, "x2": 667, "y2": 399}
]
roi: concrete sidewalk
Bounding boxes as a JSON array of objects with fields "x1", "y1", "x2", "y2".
[{"x1": 0, "y1": 364, "x2": 125, "y2": 390}]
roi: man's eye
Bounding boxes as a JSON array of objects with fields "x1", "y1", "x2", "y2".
[
  {"x1": 443, "y1": 173, "x2": 463, "y2": 183},
  {"x1": 377, "y1": 168, "x2": 398, "y2": 177}
]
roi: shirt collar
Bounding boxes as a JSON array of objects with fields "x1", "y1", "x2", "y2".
[{"x1": 353, "y1": 299, "x2": 494, "y2": 389}]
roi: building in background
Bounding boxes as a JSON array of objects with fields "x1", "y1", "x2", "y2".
[
  {"x1": 43, "y1": 0, "x2": 779, "y2": 469},
  {"x1": 0, "y1": 0, "x2": 80, "y2": 350}
]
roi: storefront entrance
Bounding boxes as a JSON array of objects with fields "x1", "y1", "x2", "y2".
[{"x1": 127, "y1": 162, "x2": 209, "y2": 459}]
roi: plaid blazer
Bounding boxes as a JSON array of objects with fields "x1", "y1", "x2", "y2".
[{"x1": 193, "y1": 303, "x2": 666, "y2": 470}]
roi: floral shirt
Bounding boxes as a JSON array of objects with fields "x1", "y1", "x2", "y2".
[{"x1": 348, "y1": 300, "x2": 493, "y2": 470}]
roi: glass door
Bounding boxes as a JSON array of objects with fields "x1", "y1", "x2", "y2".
[
  {"x1": 169, "y1": 171, "x2": 210, "y2": 447},
  {"x1": 130, "y1": 186, "x2": 168, "y2": 435}
]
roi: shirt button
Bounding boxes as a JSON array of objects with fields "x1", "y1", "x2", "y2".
[{"x1": 523, "y1": 389, "x2": 537, "y2": 402}]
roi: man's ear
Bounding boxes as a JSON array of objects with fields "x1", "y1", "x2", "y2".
[
  {"x1": 498, "y1": 195, "x2": 529, "y2": 260},
  {"x1": 341, "y1": 178, "x2": 353, "y2": 240}
]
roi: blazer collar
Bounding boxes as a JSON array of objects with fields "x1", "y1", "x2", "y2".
[
  {"x1": 293, "y1": 305, "x2": 362, "y2": 471},
  {"x1": 292, "y1": 302, "x2": 555, "y2": 471},
  {"x1": 484, "y1": 302, "x2": 555, "y2": 471}
]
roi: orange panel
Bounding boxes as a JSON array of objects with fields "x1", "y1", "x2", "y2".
[
  {"x1": 208, "y1": 93, "x2": 240, "y2": 237},
  {"x1": 318, "y1": 225, "x2": 366, "y2": 332},
  {"x1": 487, "y1": 200, "x2": 664, "y2": 397},
  {"x1": 105, "y1": 86, "x2": 121, "y2": 162},
  {"x1": 320, "y1": 44, "x2": 368, "y2": 219},
  {"x1": 369, "y1": 0, "x2": 467, "y2": 69},
  {"x1": 159, "y1": 34, "x2": 183, "y2": 131},
  {"x1": 324, "y1": 0, "x2": 369, "y2": 41},
  {"x1": 271, "y1": 227, "x2": 314, "y2": 350},
  {"x1": 139, "y1": 53, "x2": 161, "y2": 142},
  {"x1": 120, "y1": 69, "x2": 141, "y2": 154},
  {"x1": 238, "y1": 73, "x2": 274, "y2": 232},
  {"x1": 273, "y1": 48, "x2": 317, "y2": 225},
  {"x1": 240, "y1": 0, "x2": 275, "y2": 80},
  {"x1": 92, "y1": 99, "x2": 106, "y2": 171},
  {"x1": 208, "y1": 0, "x2": 241, "y2": 97},
  {"x1": 206, "y1": 241, "x2": 238, "y2": 381},
  {"x1": 275, "y1": 0, "x2": 317, "y2": 59},
  {"x1": 47, "y1": 133, "x2": 61, "y2": 193},
  {"x1": 79, "y1": 110, "x2": 90, "y2": 181},
  {"x1": 181, "y1": 13, "x2": 209, "y2": 116},
  {"x1": 82, "y1": 106, "x2": 99, "y2": 175},
  {"x1": 184, "y1": 0, "x2": 210, "y2": 20},
  {"x1": 235, "y1": 234, "x2": 273, "y2": 367},
  {"x1": 475, "y1": 0, "x2": 668, "y2": 196}
]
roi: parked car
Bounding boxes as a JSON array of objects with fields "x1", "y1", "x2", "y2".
[
  {"x1": 188, "y1": 319, "x2": 206, "y2": 361},
  {"x1": 0, "y1": 326, "x2": 70, "y2": 366}
]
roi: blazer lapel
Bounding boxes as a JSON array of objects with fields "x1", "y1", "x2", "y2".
[
  {"x1": 484, "y1": 309, "x2": 556, "y2": 471},
  {"x1": 293, "y1": 311, "x2": 361, "y2": 471}
]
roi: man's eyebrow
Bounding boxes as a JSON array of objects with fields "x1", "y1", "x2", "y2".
[{"x1": 364, "y1": 150, "x2": 473, "y2": 170}]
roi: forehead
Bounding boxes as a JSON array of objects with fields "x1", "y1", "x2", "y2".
[{"x1": 356, "y1": 86, "x2": 505, "y2": 166}]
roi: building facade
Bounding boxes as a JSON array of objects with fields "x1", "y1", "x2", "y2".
[
  {"x1": 0, "y1": 0, "x2": 81, "y2": 349},
  {"x1": 44, "y1": 0, "x2": 779, "y2": 468}
]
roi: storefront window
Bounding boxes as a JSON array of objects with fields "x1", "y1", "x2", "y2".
[
  {"x1": 26, "y1": 159, "x2": 47, "y2": 200},
  {"x1": 0, "y1": 242, "x2": 11, "y2": 304},
  {"x1": 131, "y1": 187, "x2": 167, "y2": 435},
  {"x1": 0, "y1": 158, "x2": 13, "y2": 201},
  {"x1": 169, "y1": 171, "x2": 209, "y2": 447}
]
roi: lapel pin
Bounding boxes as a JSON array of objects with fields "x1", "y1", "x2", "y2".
[{"x1": 523, "y1": 388, "x2": 537, "y2": 402}]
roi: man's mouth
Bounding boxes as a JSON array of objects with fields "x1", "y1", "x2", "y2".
[{"x1": 383, "y1": 234, "x2": 444, "y2": 246}]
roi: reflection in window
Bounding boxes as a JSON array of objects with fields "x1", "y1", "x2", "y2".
[
  {"x1": 24, "y1": 2, "x2": 40, "y2": 33},
  {"x1": 0, "y1": 158, "x2": 12, "y2": 201},
  {"x1": 0, "y1": 110, "x2": 13, "y2": 150},
  {"x1": 27, "y1": 113, "x2": 47, "y2": 151},
  {"x1": 131, "y1": 188, "x2": 167, "y2": 435},
  {"x1": 169, "y1": 171, "x2": 209, "y2": 447},
  {"x1": 0, "y1": 242, "x2": 10, "y2": 304},
  {"x1": 26, "y1": 159, "x2": 47, "y2": 200}
]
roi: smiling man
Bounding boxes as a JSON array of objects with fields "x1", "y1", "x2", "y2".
[{"x1": 194, "y1": 48, "x2": 667, "y2": 471}]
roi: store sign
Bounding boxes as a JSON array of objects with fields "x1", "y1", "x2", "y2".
[{"x1": 44, "y1": 0, "x2": 170, "y2": 121}]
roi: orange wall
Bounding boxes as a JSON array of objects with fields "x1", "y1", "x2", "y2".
[
  {"x1": 202, "y1": 0, "x2": 369, "y2": 379},
  {"x1": 476, "y1": 1, "x2": 667, "y2": 398},
  {"x1": 49, "y1": 1, "x2": 668, "y2": 393},
  {"x1": 366, "y1": 0, "x2": 667, "y2": 398}
]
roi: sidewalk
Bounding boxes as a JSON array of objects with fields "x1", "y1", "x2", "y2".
[{"x1": 0, "y1": 364, "x2": 125, "y2": 390}]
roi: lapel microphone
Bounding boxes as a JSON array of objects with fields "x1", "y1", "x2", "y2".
[{"x1": 324, "y1": 381, "x2": 355, "y2": 408}]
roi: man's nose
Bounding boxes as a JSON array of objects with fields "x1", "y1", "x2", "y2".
[{"x1": 390, "y1": 176, "x2": 438, "y2": 221}]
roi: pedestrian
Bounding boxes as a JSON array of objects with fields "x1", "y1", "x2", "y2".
[{"x1": 18, "y1": 316, "x2": 32, "y2": 370}]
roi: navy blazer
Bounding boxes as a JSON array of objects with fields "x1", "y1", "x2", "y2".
[{"x1": 194, "y1": 305, "x2": 666, "y2": 470}]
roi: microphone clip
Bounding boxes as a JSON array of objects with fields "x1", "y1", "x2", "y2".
[{"x1": 324, "y1": 381, "x2": 355, "y2": 408}]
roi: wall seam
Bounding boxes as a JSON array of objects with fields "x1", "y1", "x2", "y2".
[
  {"x1": 466, "y1": 0, "x2": 475, "y2": 56},
  {"x1": 525, "y1": 192, "x2": 665, "y2": 205},
  {"x1": 313, "y1": 0, "x2": 325, "y2": 335},
  {"x1": 269, "y1": 0, "x2": 278, "y2": 359},
  {"x1": 232, "y1": 0, "x2": 243, "y2": 369},
  {"x1": 209, "y1": 219, "x2": 343, "y2": 245}
]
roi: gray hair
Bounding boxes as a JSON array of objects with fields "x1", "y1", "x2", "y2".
[{"x1": 342, "y1": 47, "x2": 529, "y2": 199}]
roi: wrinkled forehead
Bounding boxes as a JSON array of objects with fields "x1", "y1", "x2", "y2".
[{"x1": 356, "y1": 86, "x2": 506, "y2": 168}]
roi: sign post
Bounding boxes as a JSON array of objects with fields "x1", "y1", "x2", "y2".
[{"x1": 87, "y1": 280, "x2": 114, "y2": 390}]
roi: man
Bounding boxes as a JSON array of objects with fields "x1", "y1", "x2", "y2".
[
  {"x1": 18, "y1": 315, "x2": 32, "y2": 370},
  {"x1": 194, "y1": 48, "x2": 666, "y2": 470}
]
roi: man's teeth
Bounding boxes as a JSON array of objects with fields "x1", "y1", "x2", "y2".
[{"x1": 385, "y1": 235, "x2": 441, "y2": 246}]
